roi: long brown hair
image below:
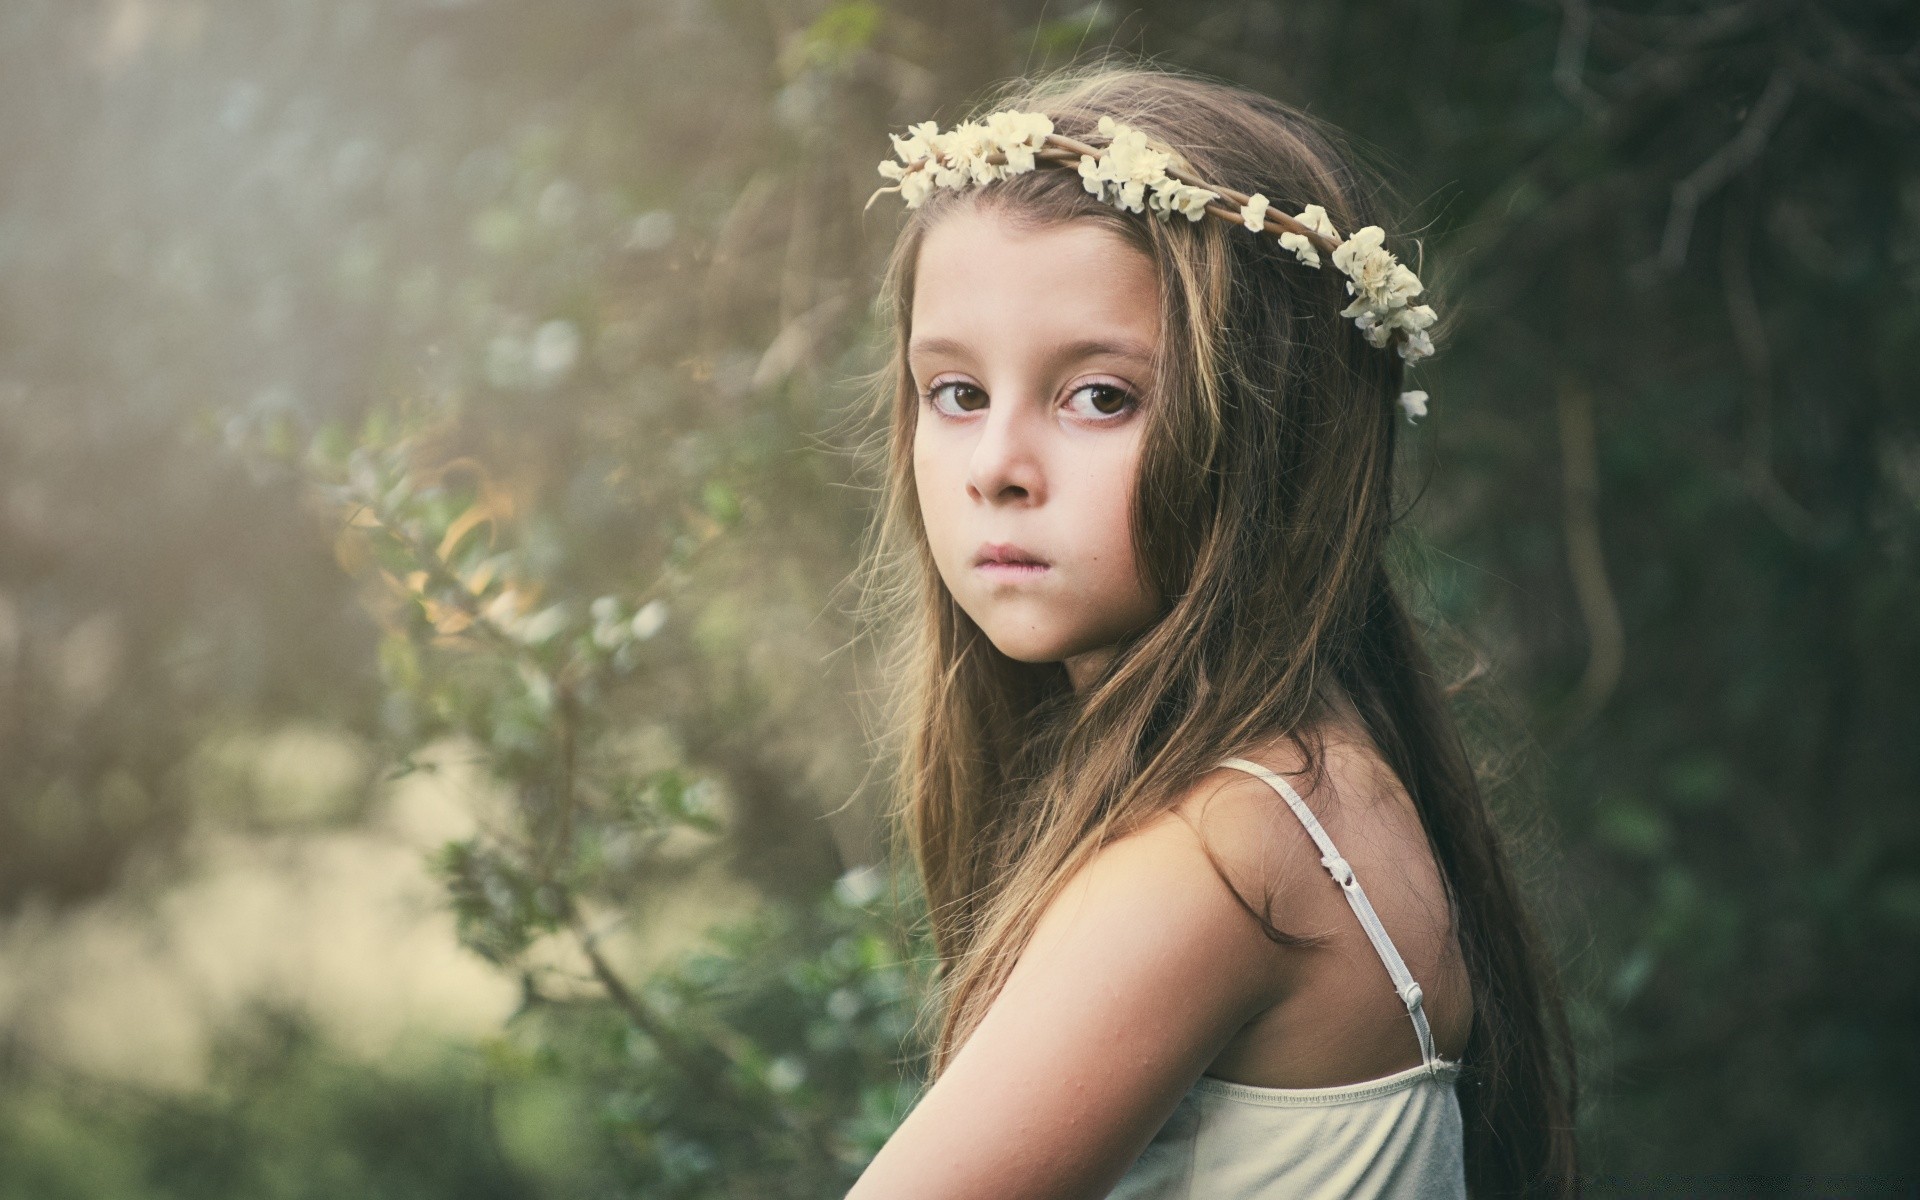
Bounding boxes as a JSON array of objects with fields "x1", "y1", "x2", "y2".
[{"x1": 846, "y1": 58, "x2": 1580, "y2": 1198}]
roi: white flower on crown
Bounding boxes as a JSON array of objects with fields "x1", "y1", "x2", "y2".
[
  {"x1": 1351, "y1": 301, "x2": 1439, "y2": 351},
  {"x1": 1397, "y1": 325, "x2": 1436, "y2": 364},
  {"x1": 886, "y1": 120, "x2": 938, "y2": 168},
  {"x1": 876, "y1": 120, "x2": 941, "y2": 207},
  {"x1": 1079, "y1": 115, "x2": 1218, "y2": 222},
  {"x1": 1398, "y1": 390, "x2": 1429, "y2": 423},
  {"x1": 879, "y1": 110, "x2": 1217, "y2": 224},
  {"x1": 1328, "y1": 224, "x2": 1437, "y2": 366},
  {"x1": 875, "y1": 110, "x2": 1055, "y2": 208},
  {"x1": 985, "y1": 109, "x2": 1052, "y2": 172},
  {"x1": 1153, "y1": 153, "x2": 1219, "y2": 220},
  {"x1": 1239, "y1": 192, "x2": 1271, "y2": 231},
  {"x1": 1279, "y1": 203, "x2": 1339, "y2": 268},
  {"x1": 1151, "y1": 179, "x2": 1218, "y2": 220},
  {"x1": 1333, "y1": 227, "x2": 1422, "y2": 318}
]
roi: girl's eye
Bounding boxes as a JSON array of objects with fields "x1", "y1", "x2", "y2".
[
  {"x1": 920, "y1": 379, "x2": 1139, "y2": 421},
  {"x1": 922, "y1": 380, "x2": 987, "y2": 416},
  {"x1": 1064, "y1": 381, "x2": 1138, "y2": 420}
]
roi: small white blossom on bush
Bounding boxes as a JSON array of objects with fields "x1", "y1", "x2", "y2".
[
  {"x1": 482, "y1": 586, "x2": 526, "y2": 629},
  {"x1": 764, "y1": 1055, "x2": 807, "y2": 1094},
  {"x1": 516, "y1": 660, "x2": 555, "y2": 711},
  {"x1": 511, "y1": 602, "x2": 570, "y2": 646},
  {"x1": 679, "y1": 778, "x2": 722, "y2": 828},
  {"x1": 630, "y1": 598, "x2": 668, "y2": 640},
  {"x1": 833, "y1": 863, "x2": 888, "y2": 907},
  {"x1": 530, "y1": 319, "x2": 580, "y2": 381},
  {"x1": 590, "y1": 595, "x2": 629, "y2": 650},
  {"x1": 826, "y1": 987, "x2": 863, "y2": 1022}
]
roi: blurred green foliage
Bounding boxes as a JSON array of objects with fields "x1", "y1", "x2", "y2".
[
  {"x1": 458, "y1": 876, "x2": 928, "y2": 1196},
  {"x1": 241, "y1": 397, "x2": 936, "y2": 1194},
  {"x1": 0, "y1": 1005, "x2": 534, "y2": 1200},
  {"x1": 0, "y1": 875, "x2": 923, "y2": 1199},
  {"x1": 0, "y1": 0, "x2": 1916, "y2": 1194}
]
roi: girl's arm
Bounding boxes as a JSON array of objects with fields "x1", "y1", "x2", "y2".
[{"x1": 843, "y1": 784, "x2": 1294, "y2": 1200}]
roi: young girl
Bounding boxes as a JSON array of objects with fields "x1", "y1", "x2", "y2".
[{"x1": 842, "y1": 61, "x2": 1580, "y2": 1199}]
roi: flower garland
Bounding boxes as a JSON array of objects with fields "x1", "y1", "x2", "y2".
[{"x1": 869, "y1": 110, "x2": 1437, "y2": 424}]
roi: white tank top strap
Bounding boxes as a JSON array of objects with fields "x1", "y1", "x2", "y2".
[{"x1": 1216, "y1": 756, "x2": 1447, "y2": 1075}]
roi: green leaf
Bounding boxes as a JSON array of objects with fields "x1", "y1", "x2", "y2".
[
  {"x1": 702, "y1": 480, "x2": 740, "y2": 525},
  {"x1": 1594, "y1": 793, "x2": 1671, "y2": 859}
]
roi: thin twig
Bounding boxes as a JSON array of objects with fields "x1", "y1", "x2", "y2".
[
  {"x1": 1554, "y1": 0, "x2": 1607, "y2": 116},
  {"x1": 1718, "y1": 172, "x2": 1823, "y2": 545},
  {"x1": 1803, "y1": 3, "x2": 1920, "y2": 128},
  {"x1": 575, "y1": 922, "x2": 720, "y2": 1080},
  {"x1": 549, "y1": 679, "x2": 577, "y2": 877},
  {"x1": 1555, "y1": 376, "x2": 1624, "y2": 735},
  {"x1": 1655, "y1": 64, "x2": 1797, "y2": 271}
]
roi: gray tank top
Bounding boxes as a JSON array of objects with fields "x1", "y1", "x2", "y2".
[{"x1": 1104, "y1": 757, "x2": 1468, "y2": 1199}]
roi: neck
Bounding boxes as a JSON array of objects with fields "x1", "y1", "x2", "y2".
[{"x1": 1063, "y1": 646, "x2": 1115, "y2": 692}]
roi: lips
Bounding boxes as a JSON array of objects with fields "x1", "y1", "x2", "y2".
[{"x1": 975, "y1": 541, "x2": 1049, "y2": 566}]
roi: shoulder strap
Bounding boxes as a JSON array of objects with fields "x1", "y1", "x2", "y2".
[{"x1": 1216, "y1": 757, "x2": 1443, "y2": 1072}]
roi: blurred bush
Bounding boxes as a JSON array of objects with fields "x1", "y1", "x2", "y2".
[
  {"x1": 0, "y1": 1004, "x2": 534, "y2": 1200},
  {"x1": 0, "y1": 874, "x2": 925, "y2": 1199}
]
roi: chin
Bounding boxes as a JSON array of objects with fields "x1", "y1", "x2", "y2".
[
  {"x1": 977, "y1": 618, "x2": 1123, "y2": 669},
  {"x1": 974, "y1": 621, "x2": 1078, "y2": 666}
]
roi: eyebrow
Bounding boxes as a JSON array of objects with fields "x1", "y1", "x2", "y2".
[{"x1": 907, "y1": 335, "x2": 1156, "y2": 369}]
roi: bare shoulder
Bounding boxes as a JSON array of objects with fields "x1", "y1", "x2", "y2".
[
  {"x1": 1021, "y1": 785, "x2": 1301, "y2": 1017},
  {"x1": 1177, "y1": 728, "x2": 1475, "y2": 1082},
  {"x1": 1034, "y1": 732, "x2": 1393, "y2": 988},
  {"x1": 1154, "y1": 731, "x2": 1399, "y2": 931}
]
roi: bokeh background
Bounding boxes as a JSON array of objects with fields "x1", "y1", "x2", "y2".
[{"x1": 2, "y1": 1, "x2": 1916, "y2": 1196}]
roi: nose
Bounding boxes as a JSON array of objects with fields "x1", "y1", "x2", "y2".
[{"x1": 965, "y1": 394, "x2": 1046, "y2": 504}]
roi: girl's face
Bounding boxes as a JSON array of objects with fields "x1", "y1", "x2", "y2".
[{"x1": 909, "y1": 204, "x2": 1163, "y2": 690}]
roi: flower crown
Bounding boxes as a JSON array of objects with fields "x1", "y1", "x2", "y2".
[{"x1": 868, "y1": 110, "x2": 1436, "y2": 424}]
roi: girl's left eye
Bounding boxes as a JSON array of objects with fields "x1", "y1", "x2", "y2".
[{"x1": 1064, "y1": 381, "x2": 1138, "y2": 420}]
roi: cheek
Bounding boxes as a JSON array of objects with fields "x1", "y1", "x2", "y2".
[
  {"x1": 1087, "y1": 441, "x2": 1142, "y2": 553},
  {"x1": 1083, "y1": 440, "x2": 1152, "y2": 603},
  {"x1": 911, "y1": 432, "x2": 949, "y2": 540}
]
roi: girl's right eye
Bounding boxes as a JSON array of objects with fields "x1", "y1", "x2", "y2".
[{"x1": 922, "y1": 380, "x2": 986, "y2": 416}]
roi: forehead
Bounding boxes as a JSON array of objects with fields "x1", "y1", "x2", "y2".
[{"x1": 909, "y1": 206, "x2": 1160, "y2": 358}]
